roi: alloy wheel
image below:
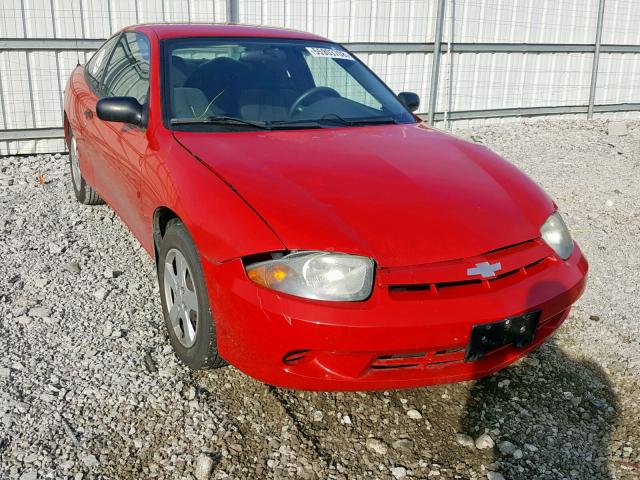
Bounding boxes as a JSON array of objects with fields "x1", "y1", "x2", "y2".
[{"x1": 163, "y1": 248, "x2": 199, "y2": 348}]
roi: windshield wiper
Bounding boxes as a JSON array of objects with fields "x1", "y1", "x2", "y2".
[
  {"x1": 269, "y1": 114, "x2": 399, "y2": 130},
  {"x1": 171, "y1": 115, "x2": 270, "y2": 129},
  {"x1": 327, "y1": 114, "x2": 399, "y2": 126}
]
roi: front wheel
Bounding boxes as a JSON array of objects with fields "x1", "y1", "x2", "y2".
[{"x1": 158, "y1": 219, "x2": 226, "y2": 369}]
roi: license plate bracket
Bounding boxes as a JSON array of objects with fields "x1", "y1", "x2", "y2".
[{"x1": 465, "y1": 310, "x2": 541, "y2": 362}]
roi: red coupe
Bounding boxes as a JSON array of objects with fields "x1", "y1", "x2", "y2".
[{"x1": 64, "y1": 24, "x2": 587, "y2": 390}]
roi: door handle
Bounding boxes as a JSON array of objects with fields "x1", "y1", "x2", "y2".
[{"x1": 84, "y1": 110, "x2": 94, "y2": 120}]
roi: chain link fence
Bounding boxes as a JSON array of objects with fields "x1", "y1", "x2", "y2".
[{"x1": 1, "y1": 0, "x2": 639, "y2": 154}]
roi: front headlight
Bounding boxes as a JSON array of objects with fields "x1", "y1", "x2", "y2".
[
  {"x1": 540, "y1": 211, "x2": 574, "y2": 259},
  {"x1": 245, "y1": 251, "x2": 375, "y2": 301}
]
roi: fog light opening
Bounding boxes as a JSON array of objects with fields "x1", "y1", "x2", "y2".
[{"x1": 283, "y1": 349, "x2": 310, "y2": 365}]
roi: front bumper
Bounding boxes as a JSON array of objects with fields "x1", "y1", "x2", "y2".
[{"x1": 204, "y1": 245, "x2": 588, "y2": 391}]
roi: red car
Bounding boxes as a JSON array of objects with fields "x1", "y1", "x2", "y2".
[{"x1": 64, "y1": 24, "x2": 587, "y2": 390}]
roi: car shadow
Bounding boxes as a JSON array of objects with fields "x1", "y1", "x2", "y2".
[{"x1": 460, "y1": 279, "x2": 618, "y2": 479}]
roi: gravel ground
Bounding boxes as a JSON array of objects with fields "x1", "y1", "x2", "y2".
[{"x1": 1, "y1": 119, "x2": 639, "y2": 480}]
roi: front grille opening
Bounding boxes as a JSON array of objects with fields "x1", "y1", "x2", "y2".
[
  {"x1": 497, "y1": 268, "x2": 520, "y2": 280},
  {"x1": 370, "y1": 363, "x2": 418, "y2": 370},
  {"x1": 282, "y1": 349, "x2": 310, "y2": 365},
  {"x1": 388, "y1": 284, "x2": 430, "y2": 293},
  {"x1": 378, "y1": 352, "x2": 426, "y2": 360},
  {"x1": 435, "y1": 278, "x2": 482, "y2": 291},
  {"x1": 434, "y1": 347, "x2": 464, "y2": 356}
]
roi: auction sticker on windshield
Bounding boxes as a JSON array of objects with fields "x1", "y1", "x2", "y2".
[{"x1": 306, "y1": 47, "x2": 354, "y2": 60}]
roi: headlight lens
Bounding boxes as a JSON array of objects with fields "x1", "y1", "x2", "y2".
[
  {"x1": 245, "y1": 251, "x2": 375, "y2": 301},
  {"x1": 540, "y1": 211, "x2": 574, "y2": 259}
]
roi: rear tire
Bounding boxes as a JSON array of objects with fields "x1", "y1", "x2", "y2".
[
  {"x1": 158, "y1": 219, "x2": 226, "y2": 370},
  {"x1": 68, "y1": 131, "x2": 103, "y2": 205}
]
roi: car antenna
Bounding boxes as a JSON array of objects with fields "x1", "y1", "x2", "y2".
[{"x1": 70, "y1": 0, "x2": 82, "y2": 66}]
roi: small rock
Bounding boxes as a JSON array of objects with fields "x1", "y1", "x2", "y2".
[
  {"x1": 195, "y1": 454, "x2": 215, "y2": 479},
  {"x1": 23, "y1": 454, "x2": 39, "y2": 463},
  {"x1": 524, "y1": 443, "x2": 538, "y2": 452},
  {"x1": 497, "y1": 379, "x2": 510, "y2": 389},
  {"x1": 311, "y1": 410, "x2": 323, "y2": 422},
  {"x1": 390, "y1": 466, "x2": 407, "y2": 479},
  {"x1": 143, "y1": 352, "x2": 157, "y2": 373},
  {"x1": 341, "y1": 414, "x2": 352, "y2": 425},
  {"x1": 475, "y1": 433, "x2": 495, "y2": 450},
  {"x1": 591, "y1": 398, "x2": 609, "y2": 410},
  {"x1": 498, "y1": 440, "x2": 516, "y2": 456},
  {"x1": 487, "y1": 472, "x2": 505, "y2": 480},
  {"x1": 61, "y1": 419, "x2": 80, "y2": 447},
  {"x1": 406, "y1": 409, "x2": 422, "y2": 420},
  {"x1": 49, "y1": 242, "x2": 64, "y2": 254},
  {"x1": 19, "y1": 472, "x2": 37, "y2": 480},
  {"x1": 365, "y1": 438, "x2": 388, "y2": 455},
  {"x1": 392, "y1": 438, "x2": 413, "y2": 452},
  {"x1": 66, "y1": 261, "x2": 81, "y2": 274},
  {"x1": 605, "y1": 199, "x2": 614, "y2": 207},
  {"x1": 608, "y1": 121, "x2": 627, "y2": 136},
  {"x1": 28, "y1": 306, "x2": 51, "y2": 318},
  {"x1": 513, "y1": 449, "x2": 523, "y2": 459},
  {"x1": 589, "y1": 314, "x2": 600, "y2": 322},
  {"x1": 0, "y1": 367, "x2": 10, "y2": 377},
  {"x1": 456, "y1": 433, "x2": 475, "y2": 448},
  {"x1": 93, "y1": 287, "x2": 109, "y2": 302},
  {"x1": 81, "y1": 454, "x2": 99, "y2": 468},
  {"x1": 185, "y1": 386, "x2": 196, "y2": 401}
]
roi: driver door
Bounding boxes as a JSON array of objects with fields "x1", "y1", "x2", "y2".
[{"x1": 94, "y1": 32, "x2": 151, "y2": 242}]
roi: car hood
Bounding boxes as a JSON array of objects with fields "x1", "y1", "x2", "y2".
[{"x1": 173, "y1": 124, "x2": 554, "y2": 267}]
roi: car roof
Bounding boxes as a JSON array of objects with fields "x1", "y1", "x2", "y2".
[{"x1": 132, "y1": 23, "x2": 330, "y2": 42}]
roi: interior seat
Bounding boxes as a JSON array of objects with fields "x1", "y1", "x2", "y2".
[
  {"x1": 236, "y1": 49, "x2": 298, "y2": 122},
  {"x1": 184, "y1": 57, "x2": 248, "y2": 117},
  {"x1": 172, "y1": 87, "x2": 218, "y2": 119}
]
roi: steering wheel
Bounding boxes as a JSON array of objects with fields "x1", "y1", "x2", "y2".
[{"x1": 288, "y1": 87, "x2": 341, "y2": 117}]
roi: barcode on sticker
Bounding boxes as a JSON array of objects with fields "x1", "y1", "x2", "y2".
[{"x1": 306, "y1": 47, "x2": 354, "y2": 60}]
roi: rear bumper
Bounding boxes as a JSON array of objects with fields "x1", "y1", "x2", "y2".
[{"x1": 204, "y1": 246, "x2": 588, "y2": 391}]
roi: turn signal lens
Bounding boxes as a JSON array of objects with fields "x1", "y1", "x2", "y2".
[{"x1": 247, "y1": 264, "x2": 292, "y2": 287}]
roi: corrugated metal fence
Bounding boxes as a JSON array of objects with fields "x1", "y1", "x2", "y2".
[{"x1": 1, "y1": 0, "x2": 639, "y2": 154}]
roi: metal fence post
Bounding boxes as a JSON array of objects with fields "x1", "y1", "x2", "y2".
[
  {"x1": 428, "y1": 0, "x2": 446, "y2": 126},
  {"x1": 227, "y1": 0, "x2": 240, "y2": 24},
  {"x1": 588, "y1": 0, "x2": 606, "y2": 119}
]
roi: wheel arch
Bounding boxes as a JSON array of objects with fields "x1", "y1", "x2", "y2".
[
  {"x1": 63, "y1": 112, "x2": 71, "y2": 148},
  {"x1": 152, "y1": 206, "x2": 181, "y2": 264}
]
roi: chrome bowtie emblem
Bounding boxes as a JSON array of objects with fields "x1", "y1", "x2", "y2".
[{"x1": 467, "y1": 261, "x2": 502, "y2": 279}]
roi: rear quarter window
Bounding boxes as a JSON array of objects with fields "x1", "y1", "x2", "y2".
[{"x1": 85, "y1": 35, "x2": 119, "y2": 92}]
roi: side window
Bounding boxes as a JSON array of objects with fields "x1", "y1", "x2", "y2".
[
  {"x1": 85, "y1": 35, "x2": 119, "y2": 92},
  {"x1": 304, "y1": 54, "x2": 382, "y2": 110},
  {"x1": 101, "y1": 32, "x2": 150, "y2": 104}
]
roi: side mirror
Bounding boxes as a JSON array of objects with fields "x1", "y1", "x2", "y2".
[
  {"x1": 96, "y1": 97, "x2": 144, "y2": 126},
  {"x1": 398, "y1": 92, "x2": 420, "y2": 112}
]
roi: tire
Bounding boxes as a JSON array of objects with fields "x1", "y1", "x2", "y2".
[
  {"x1": 158, "y1": 219, "x2": 226, "y2": 369},
  {"x1": 68, "y1": 131, "x2": 103, "y2": 205}
]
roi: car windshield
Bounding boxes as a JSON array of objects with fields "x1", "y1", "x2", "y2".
[{"x1": 163, "y1": 37, "x2": 416, "y2": 130}]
